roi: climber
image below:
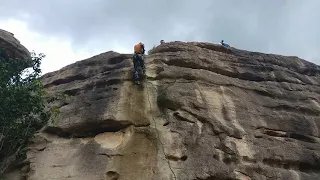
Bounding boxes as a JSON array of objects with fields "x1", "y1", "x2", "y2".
[
  {"x1": 160, "y1": 40, "x2": 165, "y2": 44},
  {"x1": 220, "y1": 40, "x2": 230, "y2": 47},
  {"x1": 132, "y1": 42, "x2": 146, "y2": 84}
]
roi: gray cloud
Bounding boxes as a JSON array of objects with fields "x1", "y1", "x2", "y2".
[{"x1": 0, "y1": 0, "x2": 319, "y2": 64}]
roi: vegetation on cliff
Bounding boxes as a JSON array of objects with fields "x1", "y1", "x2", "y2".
[{"x1": 0, "y1": 49, "x2": 50, "y2": 175}]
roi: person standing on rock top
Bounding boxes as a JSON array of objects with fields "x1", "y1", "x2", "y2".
[{"x1": 132, "y1": 42, "x2": 146, "y2": 85}]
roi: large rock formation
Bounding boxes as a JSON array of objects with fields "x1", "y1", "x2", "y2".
[
  {"x1": 0, "y1": 29, "x2": 30, "y2": 60},
  {"x1": 5, "y1": 42, "x2": 320, "y2": 180}
]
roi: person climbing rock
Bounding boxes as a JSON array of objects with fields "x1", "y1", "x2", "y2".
[
  {"x1": 132, "y1": 42, "x2": 146, "y2": 85},
  {"x1": 160, "y1": 40, "x2": 165, "y2": 44},
  {"x1": 220, "y1": 40, "x2": 230, "y2": 47}
]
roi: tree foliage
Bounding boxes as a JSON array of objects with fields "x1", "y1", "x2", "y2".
[{"x1": 0, "y1": 48, "x2": 50, "y2": 175}]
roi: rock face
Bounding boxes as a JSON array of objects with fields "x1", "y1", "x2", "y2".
[
  {"x1": 0, "y1": 29, "x2": 30, "y2": 60},
  {"x1": 5, "y1": 42, "x2": 320, "y2": 180}
]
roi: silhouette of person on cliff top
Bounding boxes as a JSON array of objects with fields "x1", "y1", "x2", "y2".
[{"x1": 220, "y1": 40, "x2": 230, "y2": 47}]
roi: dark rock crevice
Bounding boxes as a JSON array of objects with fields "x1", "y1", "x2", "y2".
[
  {"x1": 43, "y1": 66, "x2": 127, "y2": 89},
  {"x1": 106, "y1": 171, "x2": 120, "y2": 180},
  {"x1": 261, "y1": 158, "x2": 320, "y2": 173},
  {"x1": 42, "y1": 120, "x2": 148, "y2": 138},
  {"x1": 256, "y1": 127, "x2": 319, "y2": 143},
  {"x1": 44, "y1": 74, "x2": 87, "y2": 88},
  {"x1": 98, "y1": 153, "x2": 124, "y2": 158},
  {"x1": 166, "y1": 155, "x2": 188, "y2": 162},
  {"x1": 68, "y1": 120, "x2": 132, "y2": 137}
]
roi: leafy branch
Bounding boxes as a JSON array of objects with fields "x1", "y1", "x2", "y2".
[{"x1": 0, "y1": 49, "x2": 51, "y2": 176}]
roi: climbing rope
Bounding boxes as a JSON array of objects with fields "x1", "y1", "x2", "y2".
[{"x1": 145, "y1": 80, "x2": 177, "y2": 180}]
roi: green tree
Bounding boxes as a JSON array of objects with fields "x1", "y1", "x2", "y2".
[{"x1": 0, "y1": 48, "x2": 50, "y2": 175}]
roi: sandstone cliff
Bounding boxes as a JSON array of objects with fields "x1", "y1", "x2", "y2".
[
  {"x1": 0, "y1": 29, "x2": 30, "y2": 60},
  {"x1": 5, "y1": 41, "x2": 320, "y2": 180}
]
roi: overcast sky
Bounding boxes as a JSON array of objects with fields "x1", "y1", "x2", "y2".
[{"x1": 0, "y1": 0, "x2": 319, "y2": 74}]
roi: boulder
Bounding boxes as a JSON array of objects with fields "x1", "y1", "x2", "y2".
[
  {"x1": 0, "y1": 29, "x2": 30, "y2": 60},
  {"x1": 5, "y1": 42, "x2": 320, "y2": 180}
]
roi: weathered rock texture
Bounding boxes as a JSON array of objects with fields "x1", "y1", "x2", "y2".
[
  {"x1": 0, "y1": 29, "x2": 30, "y2": 60},
  {"x1": 5, "y1": 42, "x2": 320, "y2": 180}
]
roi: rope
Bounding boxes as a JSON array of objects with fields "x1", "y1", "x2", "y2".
[{"x1": 145, "y1": 81, "x2": 177, "y2": 180}]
